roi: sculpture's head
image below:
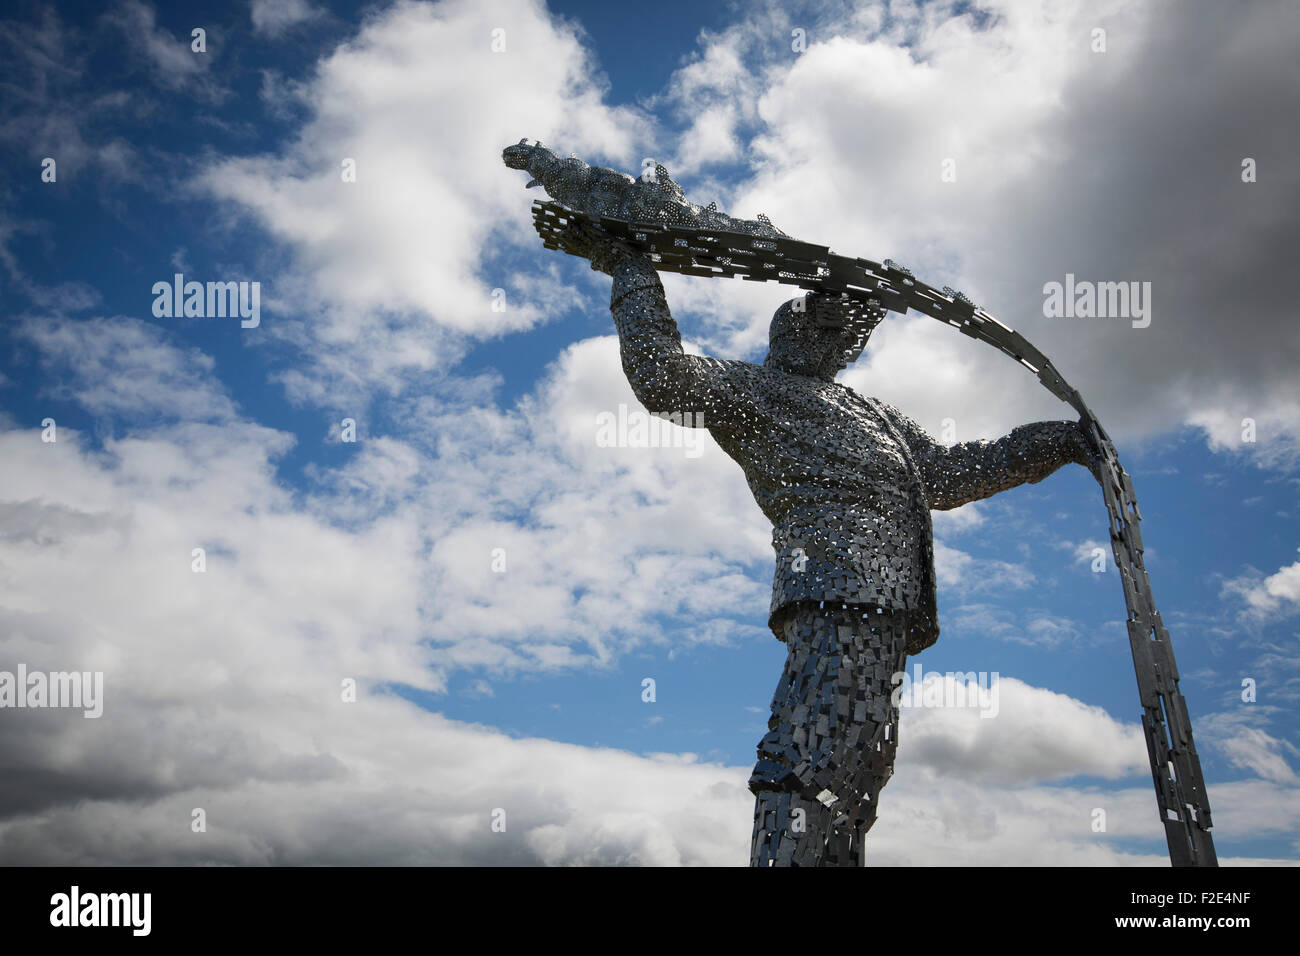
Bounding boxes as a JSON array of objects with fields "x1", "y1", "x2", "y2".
[
  {"x1": 502, "y1": 138, "x2": 548, "y2": 170},
  {"x1": 763, "y1": 293, "x2": 884, "y2": 382}
]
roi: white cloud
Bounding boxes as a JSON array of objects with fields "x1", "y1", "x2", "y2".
[
  {"x1": 250, "y1": 0, "x2": 323, "y2": 37},
  {"x1": 933, "y1": 540, "x2": 1034, "y2": 594},
  {"x1": 1055, "y1": 537, "x2": 1109, "y2": 569},
  {"x1": 198, "y1": 0, "x2": 650, "y2": 404},
  {"x1": 638, "y1": 0, "x2": 1300, "y2": 464},
  {"x1": 902, "y1": 676, "x2": 1147, "y2": 783},
  {"x1": 1200, "y1": 711, "x2": 1300, "y2": 784},
  {"x1": 106, "y1": 0, "x2": 226, "y2": 101},
  {"x1": 0, "y1": 16, "x2": 142, "y2": 185},
  {"x1": 404, "y1": 334, "x2": 775, "y2": 667},
  {"x1": 944, "y1": 602, "x2": 1096, "y2": 648},
  {"x1": 13, "y1": 313, "x2": 780, "y2": 678},
  {"x1": 658, "y1": 28, "x2": 762, "y2": 176},
  {"x1": 930, "y1": 501, "x2": 984, "y2": 535},
  {"x1": 20, "y1": 316, "x2": 238, "y2": 423},
  {"x1": 1224, "y1": 550, "x2": 1300, "y2": 620},
  {"x1": 1187, "y1": 406, "x2": 1300, "y2": 471}
]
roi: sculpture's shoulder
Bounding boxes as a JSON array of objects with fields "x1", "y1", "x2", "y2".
[
  {"x1": 701, "y1": 358, "x2": 822, "y2": 405},
  {"x1": 680, "y1": 357, "x2": 780, "y2": 431},
  {"x1": 689, "y1": 354, "x2": 764, "y2": 402},
  {"x1": 694, "y1": 355, "x2": 764, "y2": 383},
  {"x1": 855, "y1": 392, "x2": 906, "y2": 427}
]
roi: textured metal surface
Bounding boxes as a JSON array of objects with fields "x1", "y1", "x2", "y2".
[
  {"x1": 750, "y1": 602, "x2": 912, "y2": 866},
  {"x1": 504, "y1": 142, "x2": 1216, "y2": 867}
]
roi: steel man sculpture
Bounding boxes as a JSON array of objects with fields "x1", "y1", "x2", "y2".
[{"x1": 503, "y1": 139, "x2": 1217, "y2": 867}]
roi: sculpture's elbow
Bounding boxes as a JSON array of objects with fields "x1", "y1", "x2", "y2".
[
  {"x1": 625, "y1": 367, "x2": 677, "y2": 415},
  {"x1": 624, "y1": 353, "x2": 700, "y2": 416}
]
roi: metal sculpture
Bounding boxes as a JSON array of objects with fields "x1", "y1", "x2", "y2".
[{"x1": 503, "y1": 139, "x2": 1217, "y2": 867}]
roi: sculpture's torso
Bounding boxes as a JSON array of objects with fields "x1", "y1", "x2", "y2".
[{"x1": 698, "y1": 359, "x2": 938, "y2": 642}]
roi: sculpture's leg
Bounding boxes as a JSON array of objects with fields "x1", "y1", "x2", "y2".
[
  {"x1": 749, "y1": 790, "x2": 832, "y2": 866},
  {"x1": 748, "y1": 602, "x2": 910, "y2": 866}
]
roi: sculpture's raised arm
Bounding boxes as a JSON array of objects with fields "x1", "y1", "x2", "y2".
[
  {"x1": 504, "y1": 147, "x2": 761, "y2": 430},
  {"x1": 604, "y1": 247, "x2": 713, "y2": 419},
  {"x1": 588, "y1": 228, "x2": 755, "y2": 430}
]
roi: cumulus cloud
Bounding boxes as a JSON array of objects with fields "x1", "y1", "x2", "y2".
[
  {"x1": 632, "y1": 0, "x2": 1300, "y2": 465},
  {"x1": 198, "y1": 0, "x2": 650, "y2": 404},
  {"x1": 0, "y1": 698, "x2": 755, "y2": 865},
  {"x1": 1223, "y1": 550, "x2": 1300, "y2": 621},
  {"x1": 901, "y1": 676, "x2": 1148, "y2": 783},
  {"x1": 391, "y1": 333, "x2": 776, "y2": 668},
  {"x1": 865, "y1": 769, "x2": 1300, "y2": 866}
]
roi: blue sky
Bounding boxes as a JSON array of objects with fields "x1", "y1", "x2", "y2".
[{"x1": 1, "y1": 0, "x2": 1297, "y2": 865}]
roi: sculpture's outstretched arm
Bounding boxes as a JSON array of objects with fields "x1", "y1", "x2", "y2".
[{"x1": 876, "y1": 400, "x2": 1097, "y2": 510}]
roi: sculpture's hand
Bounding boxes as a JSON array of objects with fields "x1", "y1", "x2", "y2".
[
  {"x1": 1072, "y1": 417, "x2": 1107, "y2": 485},
  {"x1": 555, "y1": 217, "x2": 635, "y2": 275}
]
